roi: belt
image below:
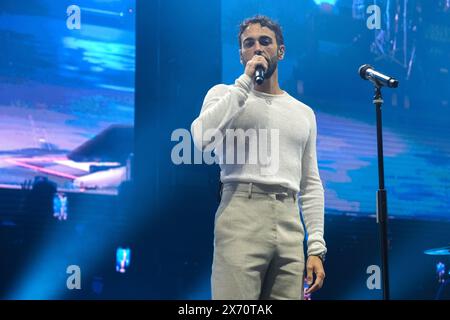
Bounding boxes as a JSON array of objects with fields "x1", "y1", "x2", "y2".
[{"x1": 221, "y1": 182, "x2": 297, "y2": 201}]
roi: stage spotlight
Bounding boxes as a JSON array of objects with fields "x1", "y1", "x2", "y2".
[
  {"x1": 52, "y1": 192, "x2": 68, "y2": 221},
  {"x1": 115, "y1": 247, "x2": 131, "y2": 273},
  {"x1": 437, "y1": 262, "x2": 446, "y2": 283}
]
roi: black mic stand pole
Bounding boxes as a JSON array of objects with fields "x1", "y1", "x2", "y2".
[{"x1": 373, "y1": 84, "x2": 390, "y2": 300}]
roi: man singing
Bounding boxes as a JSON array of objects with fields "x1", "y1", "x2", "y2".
[{"x1": 191, "y1": 15, "x2": 326, "y2": 300}]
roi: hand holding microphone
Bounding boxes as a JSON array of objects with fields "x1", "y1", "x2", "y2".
[{"x1": 244, "y1": 52, "x2": 268, "y2": 85}]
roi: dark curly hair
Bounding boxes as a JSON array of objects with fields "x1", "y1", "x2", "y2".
[{"x1": 238, "y1": 15, "x2": 284, "y2": 49}]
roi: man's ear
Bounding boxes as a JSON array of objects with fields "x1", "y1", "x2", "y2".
[
  {"x1": 239, "y1": 49, "x2": 244, "y2": 65},
  {"x1": 277, "y1": 45, "x2": 285, "y2": 60}
]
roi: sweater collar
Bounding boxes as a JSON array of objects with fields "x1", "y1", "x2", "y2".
[{"x1": 251, "y1": 88, "x2": 288, "y2": 99}]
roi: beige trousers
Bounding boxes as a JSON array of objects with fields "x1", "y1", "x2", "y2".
[{"x1": 212, "y1": 182, "x2": 305, "y2": 300}]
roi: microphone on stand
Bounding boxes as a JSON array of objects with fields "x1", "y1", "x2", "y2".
[
  {"x1": 358, "y1": 64, "x2": 399, "y2": 88},
  {"x1": 358, "y1": 63, "x2": 400, "y2": 300}
]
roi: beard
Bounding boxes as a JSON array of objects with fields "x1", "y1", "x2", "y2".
[{"x1": 263, "y1": 54, "x2": 278, "y2": 79}]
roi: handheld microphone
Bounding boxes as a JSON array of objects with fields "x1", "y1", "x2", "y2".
[
  {"x1": 255, "y1": 66, "x2": 265, "y2": 85},
  {"x1": 359, "y1": 64, "x2": 399, "y2": 88},
  {"x1": 254, "y1": 52, "x2": 265, "y2": 85}
]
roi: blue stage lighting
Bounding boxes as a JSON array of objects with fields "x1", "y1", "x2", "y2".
[
  {"x1": 314, "y1": 0, "x2": 337, "y2": 5},
  {"x1": 116, "y1": 247, "x2": 131, "y2": 273},
  {"x1": 437, "y1": 262, "x2": 446, "y2": 283}
]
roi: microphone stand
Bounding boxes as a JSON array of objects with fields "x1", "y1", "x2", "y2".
[{"x1": 373, "y1": 84, "x2": 390, "y2": 300}]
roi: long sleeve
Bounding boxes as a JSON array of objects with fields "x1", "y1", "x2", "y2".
[
  {"x1": 191, "y1": 74, "x2": 252, "y2": 151},
  {"x1": 299, "y1": 110, "x2": 327, "y2": 257}
]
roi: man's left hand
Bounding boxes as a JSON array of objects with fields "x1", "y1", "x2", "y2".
[{"x1": 305, "y1": 255, "x2": 326, "y2": 295}]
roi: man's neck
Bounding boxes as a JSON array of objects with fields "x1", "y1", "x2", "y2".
[{"x1": 253, "y1": 70, "x2": 284, "y2": 95}]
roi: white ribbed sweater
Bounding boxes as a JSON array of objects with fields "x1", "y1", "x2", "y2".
[{"x1": 191, "y1": 74, "x2": 326, "y2": 256}]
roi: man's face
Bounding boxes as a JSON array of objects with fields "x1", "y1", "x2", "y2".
[{"x1": 240, "y1": 23, "x2": 284, "y2": 79}]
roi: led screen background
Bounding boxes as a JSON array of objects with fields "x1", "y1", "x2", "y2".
[
  {"x1": 0, "y1": 0, "x2": 135, "y2": 193},
  {"x1": 222, "y1": 0, "x2": 450, "y2": 221}
]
